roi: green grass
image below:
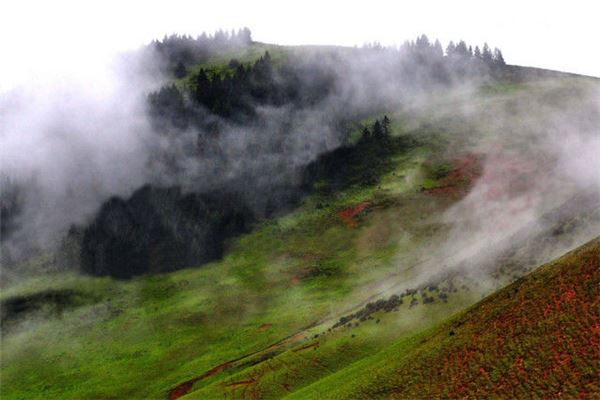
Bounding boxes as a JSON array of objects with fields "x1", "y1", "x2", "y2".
[
  {"x1": 293, "y1": 237, "x2": 600, "y2": 399},
  {"x1": 1, "y1": 107, "x2": 473, "y2": 399},
  {"x1": 174, "y1": 42, "x2": 291, "y2": 88},
  {"x1": 2, "y1": 75, "x2": 598, "y2": 399}
]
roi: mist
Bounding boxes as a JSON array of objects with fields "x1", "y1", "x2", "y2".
[
  {"x1": 369, "y1": 77, "x2": 600, "y2": 305},
  {"x1": 1, "y1": 32, "x2": 599, "y2": 287},
  {"x1": 0, "y1": 49, "x2": 160, "y2": 263}
]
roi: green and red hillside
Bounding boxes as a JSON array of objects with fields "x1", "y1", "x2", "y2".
[
  {"x1": 1, "y1": 38, "x2": 599, "y2": 400},
  {"x1": 293, "y1": 238, "x2": 600, "y2": 399}
]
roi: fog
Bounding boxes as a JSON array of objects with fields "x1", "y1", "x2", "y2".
[
  {"x1": 369, "y1": 78, "x2": 600, "y2": 304},
  {"x1": 1, "y1": 32, "x2": 599, "y2": 290},
  {"x1": 0, "y1": 51, "x2": 159, "y2": 260}
]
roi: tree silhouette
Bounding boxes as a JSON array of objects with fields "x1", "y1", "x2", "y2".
[
  {"x1": 482, "y1": 43, "x2": 493, "y2": 64},
  {"x1": 372, "y1": 120, "x2": 384, "y2": 138},
  {"x1": 493, "y1": 48, "x2": 506, "y2": 66},
  {"x1": 382, "y1": 115, "x2": 391, "y2": 136},
  {"x1": 446, "y1": 41, "x2": 456, "y2": 57},
  {"x1": 173, "y1": 62, "x2": 187, "y2": 79}
]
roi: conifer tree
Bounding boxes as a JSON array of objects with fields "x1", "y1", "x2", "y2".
[
  {"x1": 493, "y1": 48, "x2": 506, "y2": 66},
  {"x1": 382, "y1": 115, "x2": 391, "y2": 136},
  {"x1": 482, "y1": 43, "x2": 493, "y2": 64},
  {"x1": 446, "y1": 41, "x2": 456, "y2": 57},
  {"x1": 372, "y1": 120, "x2": 383, "y2": 138}
]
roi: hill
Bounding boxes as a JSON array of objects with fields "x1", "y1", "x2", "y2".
[
  {"x1": 1, "y1": 37, "x2": 599, "y2": 400},
  {"x1": 291, "y1": 237, "x2": 600, "y2": 399}
]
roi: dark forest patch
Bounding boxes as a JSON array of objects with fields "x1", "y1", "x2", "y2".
[
  {"x1": 1, "y1": 289, "x2": 98, "y2": 327},
  {"x1": 80, "y1": 185, "x2": 253, "y2": 278}
]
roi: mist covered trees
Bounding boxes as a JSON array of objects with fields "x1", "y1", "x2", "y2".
[
  {"x1": 80, "y1": 186, "x2": 253, "y2": 278},
  {"x1": 147, "y1": 49, "x2": 338, "y2": 128},
  {"x1": 361, "y1": 116, "x2": 392, "y2": 141},
  {"x1": 152, "y1": 28, "x2": 253, "y2": 77},
  {"x1": 0, "y1": 177, "x2": 24, "y2": 244},
  {"x1": 148, "y1": 33, "x2": 509, "y2": 132},
  {"x1": 83, "y1": 33, "x2": 511, "y2": 278}
]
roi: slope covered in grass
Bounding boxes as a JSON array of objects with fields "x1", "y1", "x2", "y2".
[
  {"x1": 293, "y1": 237, "x2": 600, "y2": 399},
  {"x1": 1, "y1": 48, "x2": 599, "y2": 400}
]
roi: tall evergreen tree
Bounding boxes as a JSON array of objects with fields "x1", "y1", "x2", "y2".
[
  {"x1": 446, "y1": 41, "x2": 456, "y2": 57},
  {"x1": 173, "y1": 61, "x2": 187, "y2": 79},
  {"x1": 416, "y1": 34, "x2": 430, "y2": 49},
  {"x1": 372, "y1": 120, "x2": 383, "y2": 138},
  {"x1": 482, "y1": 43, "x2": 493, "y2": 64},
  {"x1": 493, "y1": 48, "x2": 506, "y2": 66},
  {"x1": 382, "y1": 115, "x2": 391, "y2": 136},
  {"x1": 455, "y1": 40, "x2": 469, "y2": 58},
  {"x1": 433, "y1": 39, "x2": 444, "y2": 58}
]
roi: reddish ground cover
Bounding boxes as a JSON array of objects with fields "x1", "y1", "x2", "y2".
[
  {"x1": 423, "y1": 154, "x2": 482, "y2": 198},
  {"x1": 259, "y1": 323, "x2": 273, "y2": 331},
  {"x1": 366, "y1": 238, "x2": 600, "y2": 399},
  {"x1": 337, "y1": 201, "x2": 370, "y2": 226}
]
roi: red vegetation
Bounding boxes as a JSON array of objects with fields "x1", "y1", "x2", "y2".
[
  {"x1": 423, "y1": 154, "x2": 482, "y2": 198},
  {"x1": 259, "y1": 323, "x2": 273, "y2": 331},
  {"x1": 337, "y1": 201, "x2": 370, "y2": 226},
  {"x1": 377, "y1": 238, "x2": 600, "y2": 399}
]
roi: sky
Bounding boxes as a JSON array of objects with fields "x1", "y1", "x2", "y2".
[{"x1": 0, "y1": 0, "x2": 599, "y2": 92}]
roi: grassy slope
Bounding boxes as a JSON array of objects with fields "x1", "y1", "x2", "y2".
[
  {"x1": 1, "y1": 48, "x2": 599, "y2": 400},
  {"x1": 293, "y1": 237, "x2": 600, "y2": 399},
  {"x1": 0, "y1": 122, "x2": 444, "y2": 400},
  {"x1": 0, "y1": 114, "x2": 445, "y2": 399}
]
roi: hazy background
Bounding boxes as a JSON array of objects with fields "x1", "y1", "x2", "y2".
[{"x1": 1, "y1": 0, "x2": 599, "y2": 93}]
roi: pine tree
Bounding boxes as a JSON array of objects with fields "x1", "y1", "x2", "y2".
[
  {"x1": 446, "y1": 41, "x2": 456, "y2": 57},
  {"x1": 173, "y1": 61, "x2": 187, "y2": 79},
  {"x1": 382, "y1": 115, "x2": 391, "y2": 136},
  {"x1": 474, "y1": 46, "x2": 482, "y2": 60},
  {"x1": 372, "y1": 120, "x2": 383, "y2": 138},
  {"x1": 416, "y1": 34, "x2": 430, "y2": 49},
  {"x1": 433, "y1": 40, "x2": 444, "y2": 58},
  {"x1": 455, "y1": 40, "x2": 469, "y2": 58},
  {"x1": 493, "y1": 48, "x2": 506, "y2": 66},
  {"x1": 482, "y1": 43, "x2": 493, "y2": 64}
]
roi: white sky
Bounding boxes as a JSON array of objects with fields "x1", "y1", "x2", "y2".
[{"x1": 0, "y1": 0, "x2": 599, "y2": 92}]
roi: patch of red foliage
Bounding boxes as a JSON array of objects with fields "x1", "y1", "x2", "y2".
[
  {"x1": 379, "y1": 238, "x2": 600, "y2": 399},
  {"x1": 423, "y1": 154, "x2": 482, "y2": 198},
  {"x1": 259, "y1": 323, "x2": 273, "y2": 331},
  {"x1": 477, "y1": 149, "x2": 548, "y2": 203},
  {"x1": 337, "y1": 201, "x2": 370, "y2": 227}
]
